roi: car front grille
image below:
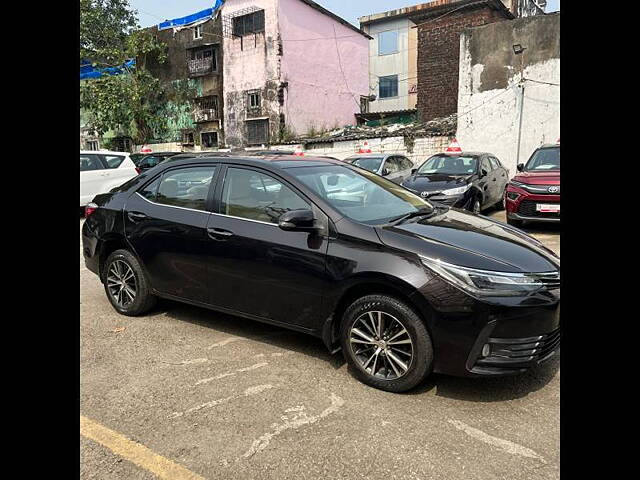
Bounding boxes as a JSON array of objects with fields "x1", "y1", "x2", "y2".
[
  {"x1": 518, "y1": 200, "x2": 560, "y2": 218},
  {"x1": 475, "y1": 327, "x2": 561, "y2": 369}
]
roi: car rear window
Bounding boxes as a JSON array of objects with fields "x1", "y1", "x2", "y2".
[
  {"x1": 102, "y1": 155, "x2": 126, "y2": 169},
  {"x1": 80, "y1": 154, "x2": 104, "y2": 172}
]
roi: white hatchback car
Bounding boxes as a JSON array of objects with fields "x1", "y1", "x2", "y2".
[{"x1": 80, "y1": 151, "x2": 139, "y2": 207}]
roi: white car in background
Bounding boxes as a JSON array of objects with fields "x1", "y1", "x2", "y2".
[{"x1": 80, "y1": 151, "x2": 139, "y2": 208}]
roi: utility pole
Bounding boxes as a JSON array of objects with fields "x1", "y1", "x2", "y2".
[{"x1": 513, "y1": 44, "x2": 527, "y2": 165}]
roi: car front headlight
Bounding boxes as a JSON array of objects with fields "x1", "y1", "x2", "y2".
[
  {"x1": 440, "y1": 184, "x2": 471, "y2": 196},
  {"x1": 419, "y1": 255, "x2": 558, "y2": 297}
]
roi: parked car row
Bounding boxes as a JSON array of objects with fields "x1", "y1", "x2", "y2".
[{"x1": 81, "y1": 143, "x2": 560, "y2": 227}]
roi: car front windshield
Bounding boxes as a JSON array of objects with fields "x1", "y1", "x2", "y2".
[
  {"x1": 348, "y1": 157, "x2": 384, "y2": 173},
  {"x1": 525, "y1": 147, "x2": 560, "y2": 171},
  {"x1": 289, "y1": 165, "x2": 433, "y2": 225},
  {"x1": 417, "y1": 155, "x2": 478, "y2": 175}
]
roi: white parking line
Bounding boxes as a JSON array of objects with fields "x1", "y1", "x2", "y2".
[
  {"x1": 169, "y1": 384, "x2": 275, "y2": 419},
  {"x1": 207, "y1": 337, "x2": 243, "y2": 350},
  {"x1": 448, "y1": 419, "x2": 546, "y2": 463},
  {"x1": 240, "y1": 393, "x2": 345, "y2": 460},
  {"x1": 195, "y1": 362, "x2": 268, "y2": 386}
]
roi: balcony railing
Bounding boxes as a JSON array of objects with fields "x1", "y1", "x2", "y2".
[
  {"x1": 194, "y1": 108, "x2": 218, "y2": 123},
  {"x1": 188, "y1": 57, "x2": 214, "y2": 76}
]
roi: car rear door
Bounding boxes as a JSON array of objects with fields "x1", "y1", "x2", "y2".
[
  {"x1": 489, "y1": 156, "x2": 508, "y2": 199},
  {"x1": 204, "y1": 165, "x2": 329, "y2": 329},
  {"x1": 80, "y1": 153, "x2": 108, "y2": 206},
  {"x1": 478, "y1": 156, "x2": 496, "y2": 207},
  {"x1": 100, "y1": 154, "x2": 138, "y2": 188},
  {"x1": 124, "y1": 164, "x2": 218, "y2": 303}
]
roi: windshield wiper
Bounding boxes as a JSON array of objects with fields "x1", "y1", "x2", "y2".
[{"x1": 389, "y1": 207, "x2": 433, "y2": 225}]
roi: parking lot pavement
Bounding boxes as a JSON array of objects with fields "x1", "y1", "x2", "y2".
[{"x1": 80, "y1": 217, "x2": 560, "y2": 480}]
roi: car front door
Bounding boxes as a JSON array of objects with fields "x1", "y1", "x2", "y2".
[
  {"x1": 124, "y1": 165, "x2": 218, "y2": 303},
  {"x1": 397, "y1": 156, "x2": 414, "y2": 183},
  {"x1": 205, "y1": 165, "x2": 329, "y2": 329},
  {"x1": 80, "y1": 154, "x2": 108, "y2": 205},
  {"x1": 381, "y1": 156, "x2": 404, "y2": 184}
]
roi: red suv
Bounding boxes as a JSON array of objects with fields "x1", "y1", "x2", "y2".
[{"x1": 505, "y1": 144, "x2": 560, "y2": 227}]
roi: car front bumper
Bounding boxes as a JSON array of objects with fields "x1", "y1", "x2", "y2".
[{"x1": 417, "y1": 275, "x2": 561, "y2": 377}]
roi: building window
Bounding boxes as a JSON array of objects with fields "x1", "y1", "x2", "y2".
[
  {"x1": 193, "y1": 25, "x2": 203, "y2": 40},
  {"x1": 182, "y1": 131, "x2": 195, "y2": 145},
  {"x1": 233, "y1": 10, "x2": 265, "y2": 36},
  {"x1": 87, "y1": 140, "x2": 99, "y2": 151},
  {"x1": 378, "y1": 30, "x2": 398, "y2": 55},
  {"x1": 379, "y1": 75, "x2": 398, "y2": 99},
  {"x1": 195, "y1": 96, "x2": 219, "y2": 122},
  {"x1": 360, "y1": 96, "x2": 370, "y2": 114},
  {"x1": 247, "y1": 90, "x2": 261, "y2": 115},
  {"x1": 113, "y1": 137, "x2": 132, "y2": 152},
  {"x1": 246, "y1": 119, "x2": 269, "y2": 145},
  {"x1": 188, "y1": 47, "x2": 216, "y2": 76},
  {"x1": 201, "y1": 131, "x2": 218, "y2": 148}
]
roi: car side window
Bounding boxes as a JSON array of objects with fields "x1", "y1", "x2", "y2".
[
  {"x1": 102, "y1": 155, "x2": 126, "y2": 169},
  {"x1": 481, "y1": 157, "x2": 492, "y2": 173},
  {"x1": 384, "y1": 157, "x2": 402, "y2": 174},
  {"x1": 221, "y1": 167, "x2": 309, "y2": 224},
  {"x1": 138, "y1": 176, "x2": 161, "y2": 201},
  {"x1": 399, "y1": 156, "x2": 413, "y2": 170},
  {"x1": 80, "y1": 154, "x2": 104, "y2": 172},
  {"x1": 154, "y1": 167, "x2": 216, "y2": 211},
  {"x1": 488, "y1": 157, "x2": 500, "y2": 170}
]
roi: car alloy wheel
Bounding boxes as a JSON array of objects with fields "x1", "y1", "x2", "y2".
[
  {"x1": 349, "y1": 311, "x2": 414, "y2": 380},
  {"x1": 106, "y1": 260, "x2": 137, "y2": 307},
  {"x1": 473, "y1": 199, "x2": 481, "y2": 214}
]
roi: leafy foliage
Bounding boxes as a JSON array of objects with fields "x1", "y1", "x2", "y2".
[{"x1": 80, "y1": 0, "x2": 191, "y2": 144}]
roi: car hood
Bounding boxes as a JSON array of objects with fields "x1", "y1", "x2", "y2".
[
  {"x1": 513, "y1": 171, "x2": 560, "y2": 185},
  {"x1": 376, "y1": 208, "x2": 559, "y2": 273},
  {"x1": 402, "y1": 174, "x2": 470, "y2": 192}
]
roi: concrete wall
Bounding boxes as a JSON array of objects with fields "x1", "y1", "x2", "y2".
[
  {"x1": 278, "y1": 0, "x2": 369, "y2": 135},
  {"x1": 362, "y1": 17, "x2": 415, "y2": 113},
  {"x1": 456, "y1": 13, "x2": 559, "y2": 176},
  {"x1": 273, "y1": 135, "x2": 451, "y2": 165}
]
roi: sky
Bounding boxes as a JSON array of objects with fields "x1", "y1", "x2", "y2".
[{"x1": 131, "y1": 0, "x2": 560, "y2": 28}]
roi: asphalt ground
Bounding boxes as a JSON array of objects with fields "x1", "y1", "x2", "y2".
[{"x1": 80, "y1": 209, "x2": 560, "y2": 480}]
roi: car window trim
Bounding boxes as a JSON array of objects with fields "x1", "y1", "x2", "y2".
[
  {"x1": 134, "y1": 164, "x2": 219, "y2": 213},
  {"x1": 99, "y1": 153, "x2": 125, "y2": 170},
  {"x1": 214, "y1": 164, "x2": 314, "y2": 225}
]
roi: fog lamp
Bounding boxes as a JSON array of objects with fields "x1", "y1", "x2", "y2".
[{"x1": 481, "y1": 344, "x2": 491, "y2": 357}]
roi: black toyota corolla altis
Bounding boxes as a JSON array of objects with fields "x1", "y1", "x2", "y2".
[{"x1": 82, "y1": 155, "x2": 560, "y2": 392}]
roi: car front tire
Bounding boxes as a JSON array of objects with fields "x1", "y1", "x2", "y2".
[
  {"x1": 102, "y1": 249, "x2": 156, "y2": 316},
  {"x1": 340, "y1": 294, "x2": 433, "y2": 392}
]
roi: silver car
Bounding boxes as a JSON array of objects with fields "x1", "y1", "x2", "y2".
[{"x1": 344, "y1": 154, "x2": 415, "y2": 184}]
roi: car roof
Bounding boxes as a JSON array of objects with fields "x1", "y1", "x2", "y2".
[
  {"x1": 158, "y1": 154, "x2": 346, "y2": 170},
  {"x1": 345, "y1": 153, "x2": 390, "y2": 159},
  {"x1": 80, "y1": 150, "x2": 131, "y2": 156},
  {"x1": 537, "y1": 144, "x2": 560, "y2": 149}
]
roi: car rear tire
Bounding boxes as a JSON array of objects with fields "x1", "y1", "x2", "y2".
[
  {"x1": 102, "y1": 249, "x2": 156, "y2": 316},
  {"x1": 340, "y1": 294, "x2": 433, "y2": 392}
]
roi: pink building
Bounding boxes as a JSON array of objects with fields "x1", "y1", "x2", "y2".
[{"x1": 221, "y1": 0, "x2": 370, "y2": 147}]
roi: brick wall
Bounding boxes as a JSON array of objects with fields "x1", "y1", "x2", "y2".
[{"x1": 415, "y1": 6, "x2": 510, "y2": 122}]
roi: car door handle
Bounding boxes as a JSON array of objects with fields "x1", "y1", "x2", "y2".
[
  {"x1": 207, "y1": 228, "x2": 234, "y2": 240},
  {"x1": 127, "y1": 211, "x2": 148, "y2": 222}
]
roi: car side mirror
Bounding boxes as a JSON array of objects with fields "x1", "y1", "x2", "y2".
[
  {"x1": 278, "y1": 209, "x2": 318, "y2": 232},
  {"x1": 411, "y1": 168, "x2": 417, "y2": 175},
  {"x1": 382, "y1": 168, "x2": 390, "y2": 176},
  {"x1": 481, "y1": 169, "x2": 488, "y2": 177},
  {"x1": 517, "y1": 163, "x2": 525, "y2": 172}
]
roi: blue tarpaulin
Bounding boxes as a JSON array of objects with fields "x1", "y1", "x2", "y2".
[
  {"x1": 158, "y1": 1, "x2": 224, "y2": 31},
  {"x1": 80, "y1": 59, "x2": 136, "y2": 80}
]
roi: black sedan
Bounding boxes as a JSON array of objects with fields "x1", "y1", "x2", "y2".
[
  {"x1": 402, "y1": 152, "x2": 509, "y2": 214},
  {"x1": 82, "y1": 154, "x2": 560, "y2": 392}
]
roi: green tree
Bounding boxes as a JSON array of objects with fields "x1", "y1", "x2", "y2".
[{"x1": 80, "y1": 0, "x2": 179, "y2": 144}]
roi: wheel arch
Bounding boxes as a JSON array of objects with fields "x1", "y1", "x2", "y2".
[
  {"x1": 97, "y1": 233, "x2": 131, "y2": 280},
  {"x1": 321, "y1": 273, "x2": 435, "y2": 352}
]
